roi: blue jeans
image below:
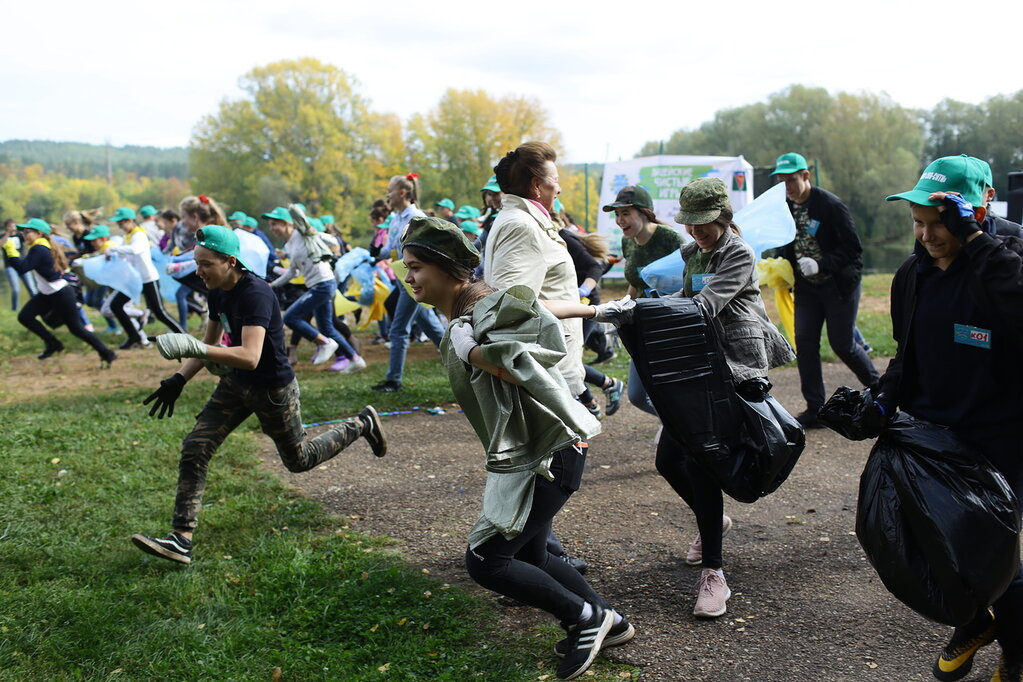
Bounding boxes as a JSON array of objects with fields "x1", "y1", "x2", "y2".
[
  {"x1": 4, "y1": 265, "x2": 20, "y2": 310},
  {"x1": 627, "y1": 360, "x2": 658, "y2": 416},
  {"x1": 282, "y1": 281, "x2": 357, "y2": 358},
  {"x1": 386, "y1": 286, "x2": 445, "y2": 383},
  {"x1": 175, "y1": 283, "x2": 192, "y2": 329}
]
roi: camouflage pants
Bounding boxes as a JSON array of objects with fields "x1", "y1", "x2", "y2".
[{"x1": 172, "y1": 375, "x2": 365, "y2": 531}]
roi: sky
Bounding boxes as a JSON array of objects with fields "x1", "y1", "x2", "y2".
[{"x1": 2, "y1": 0, "x2": 1021, "y2": 164}]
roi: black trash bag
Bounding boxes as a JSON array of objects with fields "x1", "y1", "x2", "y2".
[
  {"x1": 618, "y1": 296, "x2": 805, "y2": 503},
  {"x1": 819, "y1": 385, "x2": 877, "y2": 440},
  {"x1": 856, "y1": 414, "x2": 1021, "y2": 626}
]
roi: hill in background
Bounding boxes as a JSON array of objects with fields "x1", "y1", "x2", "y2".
[{"x1": 0, "y1": 140, "x2": 188, "y2": 179}]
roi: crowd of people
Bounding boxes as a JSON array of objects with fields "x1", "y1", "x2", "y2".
[{"x1": 2, "y1": 147, "x2": 1021, "y2": 681}]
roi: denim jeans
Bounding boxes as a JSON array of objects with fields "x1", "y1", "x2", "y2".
[
  {"x1": 627, "y1": 360, "x2": 658, "y2": 416},
  {"x1": 385, "y1": 286, "x2": 445, "y2": 383},
  {"x1": 282, "y1": 280, "x2": 357, "y2": 358},
  {"x1": 5, "y1": 265, "x2": 20, "y2": 310}
]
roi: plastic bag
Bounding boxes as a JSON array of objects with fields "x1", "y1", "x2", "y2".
[
  {"x1": 856, "y1": 414, "x2": 1021, "y2": 626},
  {"x1": 639, "y1": 250, "x2": 684, "y2": 297},
  {"x1": 617, "y1": 296, "x2": 805, "y2": 502},
  {"x1": 732, "y1": 182, "x2": 796, "y2": 259},
  {"x1": 818, "y1": 385, "x2": 877, "y2": 440}
]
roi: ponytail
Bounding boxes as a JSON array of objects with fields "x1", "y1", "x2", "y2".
[
  {"x1": 390, "y1": 173, "x2": 421, "y2": 206},
  {"x1": 179, "y1": 194, "x2": 228, "y2": 227}
]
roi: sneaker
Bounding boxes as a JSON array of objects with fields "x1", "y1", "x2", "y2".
[
  {"x1": 556, "y1": 605, "x2": 614, "y2": 680},
  {"x1": 993, "y1": 655, "x2": 1023, "y2": 682},
  {"x1": 358, "y1": 405, "x2": 387, "y2": 458},
  {"x1": 371, "y1": 380, "x2": 403, "y2": 393},
  {"x1": 556, "y1": 553, "x2": 588, "y2": 574},
  {"x1": 603, "y1": 378, "x2": 625, "y2": 416},
  {"x1": 328, "y1": 357, "x2": 351, "y2": 372},
  {"x1": 933, "y1": 612, "x2": 996, "y2": 681},
  {"x1": 131, "y1": 532, "x2": 192, "y2": 565},
  {"x1": 686, "y1": 515, "x2": 734, "y2": 566},
  {"x1": 795, "y1": 409, "x2": 824, "y2": 429},
  {"x1": 339, "y1": 355, "x2": 367, "y2": 374},
  {"x1": 99, "y1": 351, "x2": 117, "y2": 370},
  {"x1": 693, "y1": 569, "x2": 731, "y2": 618},
  {"x1": 37, "y1": 343, "x2": 65, "y2": 359},
  {"x1": 311, "y1": 338, "x2": 339, "y2": 365},
  {"x1": 103, "y1": 326, "x2": 121, "y2": 335},
  {"x1": 585, "y1": 402, "x2": 603, "y2": 421},
  {"x1": 556, "y1": 611, "x2": 635, "y2": 657}
]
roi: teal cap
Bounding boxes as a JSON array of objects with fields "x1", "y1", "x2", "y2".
[
  {"x1": 110, "y1": 207, "x2": 137, "y2": 222},
  {"x1": 195, "y1": 225, "x2": 253, "y2": 272},
  {"x1": 261, "y1": 206, "x2": 293, "y2": 223},
  {"x1": 454, "y1": 205, "x2": 481, "y2": 220},
  {"x1": 771, "y1": 152, "x2": 809, "y2": 176},
  {"x1": 885, "y1": 154, "x2": 987, "y2": 208},
  {"x1": 16, "y1": 217, "x2": 51, "y2": 234},
  {"x1": 242, "y1": 216, "x2": 259, "y2": 229},
  {"x1": 318, "y1": 215, "x2": 335, "y2": 225},
  {"x1": 227, "y1": 211, "x2": 248, "y2": 222},
  {"x1": 83, "y1": 224, "x2": 110, "y2": 240},
  {"x1": 435, "y1": 198, "x2": 455, "y2": 210},
  {"x1": 552, "y1": 197, "x2": 564, "y2": 214},
  {"x1": 139, "y1": 205, "x2": 158, "y2": 218},
  {"x1": 310, "y1": 218, "x2": 325, "y2": 233},
  {"x1": 460, "y1": 220, "x2": 481, "y2": 237},
  {"x1": 969, "y1": 156, "x2": 994, "y2": 189},
  {"x1": 480, "y1": 175, "x2": 501, "y2": 193}
]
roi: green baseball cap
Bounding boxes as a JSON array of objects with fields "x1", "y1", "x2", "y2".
[
  {"x1": 227, "y1": 211, "x2": 248, "y2": 222},
  {"x1": 261, "y1": 206, "x2": 293, "y2": 223},
  {"x1": 318, "y1": 214, "x2": 335, "y2": 225},
  {"x1": 139, "y1": 205, "x2": 158, "y2": 218},
  {"x1": 885, "y1": 154, "x2": 987, "y2": 208},
  {"x1": 454, "y1": 205, "x2": 481, "y2": 220},
  {"x1": 401, "y1": 216, "x2": 480, "y2": 270},
  {"x1": 771, "y1": 152, "x2": 809, "y2": 176},
  {"x1": 435, "y1": 198, "x2": 455, "y2": 210},
  {"x1": 674, "y1": 177, "x2": 732, "y2": 225},
  {"x1": 552, "y1": 197, "x2": 564, "y2": 214},
  {"x1": 309, "y1": 218, "x2": 325, "y2": 232},
  {"x1": 110, "y1": 207, "x2": 137, "y2": 222},
  {"x1": 480, "y1": 175, "x2": 501, "y2": 193},
  {"x1": 602, "y1": 185, "x2": 654, "y2": 212},
  {"x1": 460, "y1": 220, "x2": 481, "y2": 237},
  {"x1": 83, "y1": 224, "x2": 110, "y2": 240},
  {"x1": 16, "y1": 217, "x2": 51, "y2": 234},
  {"x1": 969, "y1": 156, "x2": 994, "y2": 189},
  {"x1": 242, "y1": 216, "x2": 259, "y2": 229},
  {"x1": 195, "y1": 225, "x2": 253, "y2": 272}
]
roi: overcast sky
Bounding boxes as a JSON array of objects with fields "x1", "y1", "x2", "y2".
[{"x1": 3, "y1": 0, "x2": 1020, "y2": 164}]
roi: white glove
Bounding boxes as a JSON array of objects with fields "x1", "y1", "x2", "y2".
[
  {"x1": 797, "y1": 257, "x2": 819, "y2": 277},
  {"x1": 449, "y1": 321, "x2": 478, "y2": 363},
  {"x1": 592, "y1": 295, "x2": 636, "y2": 325},
  {"x1": 156, "y1": 333, "x2": 209, "y2": 361}
]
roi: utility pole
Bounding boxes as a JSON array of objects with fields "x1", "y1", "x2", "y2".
[{"x1": 105, "y1": 138, "x2": 113, "y2": 184}]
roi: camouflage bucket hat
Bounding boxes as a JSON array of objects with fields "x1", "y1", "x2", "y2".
[{"x1": 674, "y1": 177, "x2": 731, "y2": 225}]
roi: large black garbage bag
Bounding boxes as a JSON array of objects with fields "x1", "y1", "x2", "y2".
[
  {"x1": 856, "y1": 414, "x2": 1021, "y2": 626},
  {"x1": 819, "y1": 385, "x2": 878, "y2": 440},
  {"x1": 617, "y1": 296, "x2": 805, "y2": 502}
]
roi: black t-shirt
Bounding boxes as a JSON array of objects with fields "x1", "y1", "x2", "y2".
[{"x1": 207, "y1": 271, "x2": 294, "y2": 388}]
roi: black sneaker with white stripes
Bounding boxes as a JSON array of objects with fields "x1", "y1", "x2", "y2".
[
  {"x1": 556, "y1": 610, "x2": 635, "y2": 657},
  {"x1": 358, "y1": 405, "x2": 387, "y2": 458},
  {"x1": 556, "y1": 604, "x2": 614, "y2": 680},
  {"x1": 132, "y1": 531, "x2": 192, "y2": 565}
]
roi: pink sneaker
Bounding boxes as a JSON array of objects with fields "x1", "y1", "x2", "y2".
[
  {"x1": 685, "y1": 515, "x2": 733, "y2": 565},
  {"x1": 328, "y1": 357, "x2": 351, "y2": 372},
  {"x1": 693, "y1": 569, "x2": 731, "y2": 618}
]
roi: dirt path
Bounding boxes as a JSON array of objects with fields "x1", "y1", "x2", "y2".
[{"x1": 262, "y1": 361, "x2": 1001, "y2": 682}]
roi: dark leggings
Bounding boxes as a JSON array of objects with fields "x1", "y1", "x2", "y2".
[
  {"x1": 18, "y1": 286, "x2": 113, "y2": 361},
  {"x1": 655, "y1": 432, "x2": 724, "y2": 569},
  {"x1": 112, "y1": 281, "x2": 184, "y2": 343},
  {"x1": 465, "y1": 446, "x2": 610, "y2": 624}
]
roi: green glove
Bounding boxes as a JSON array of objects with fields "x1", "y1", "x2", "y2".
[
  {"x1": 156, "y1": 333, "x2": 209, "y2": 361},
  {"x1": 3, "y1": 240, "x2": 19, "y2": 259}
]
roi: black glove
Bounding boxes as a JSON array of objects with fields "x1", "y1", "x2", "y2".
[
  {"x1": 939, "y1": 194, "x2": 982, "y2": 242},
  {"x1": 859, "y1": 389, "x2": 891, "y2": 438},
  {"x1": 143, "y1": 373, "x2": 187, "y2": 419}
]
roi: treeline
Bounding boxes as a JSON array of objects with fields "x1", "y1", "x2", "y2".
[
  {"x1": 638, "y1": 85, "x2": 1023, "y2": 269},
  {"x1": 0, "y1": 140, "x2": 188, "y2": 180}
]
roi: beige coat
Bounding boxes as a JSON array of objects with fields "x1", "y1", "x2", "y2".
[{"x1": 484, "y1": 195, "x2": 584, "y2": 394}]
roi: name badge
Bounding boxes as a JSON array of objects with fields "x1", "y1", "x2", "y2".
[
  {"x1": 692, "y1": 274, "x2": 715, "y2": 291},
  {"x1": 807, "y1": 219, "x2": 821, "y2": 236},
  {"x1": 953, "y1": 323, "x2": 991, "y2": 349}
]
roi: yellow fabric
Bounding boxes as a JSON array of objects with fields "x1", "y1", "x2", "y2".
[
  {"x1": 358, "y1": 277, "x2": 392, "y2": 330},
  {"x1": 333, "y1": 290, "x2": 361, "y2": 316},
  {"x1": 280, "y1": 257, "x2": 305, "y2": 285},
  {"x1": 126, "y1": 225, "x2": 148, "y2": 242},
  {"x1": 389, "y1": 258, "x2": 434, "y2": 309},
  {"x1": 30, "y1": 237, "x2": 53, "y2": 250},
  {"x1": 3, "y1": 240, "x2": 19, "y2": 258},
  {"x1": 757, "y1": 257, "x2": 796, "y2": 349}
]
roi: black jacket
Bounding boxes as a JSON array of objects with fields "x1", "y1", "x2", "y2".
[
  {"x1": 780, "y1": 186, "x2": 863, "y2": 296},
  {"x1": 985, "y1": 213, "x2": 1022, "y2": 237}
]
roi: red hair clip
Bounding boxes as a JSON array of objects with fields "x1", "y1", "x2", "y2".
[
  {"x1": 199, "y1": 195, "x2": 210, "y2": 204},
  {"x1": 405, "y1": 173, "x2": 420, "y2": 180}
]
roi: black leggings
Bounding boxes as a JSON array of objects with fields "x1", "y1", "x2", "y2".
[
  {"x1": 655, "y1": 432, "x2": 725, "y2": 569},
  {"x1": 18, "y1": 286, "x2": 113, "y2": 360},
  {"x1": 112, "y1": 281, "x2": 184, "y2": 343},
  {"x1": 465, "y1": 446, "x2": 610, "y2": 624}
]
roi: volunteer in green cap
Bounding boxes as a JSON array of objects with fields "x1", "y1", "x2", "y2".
[
  {"x1": 434, "y1": 199, "x2": 459, "y2": 226},
  {"x1": 475, "y1": 175, "x2": 504, "y2": 270},
  {"x1": 139, "y1": 205, "x2": 162, "y2": 245},
  {"x1": 3, "y1": 218, "x2": 116, "y2": 365},
  {"x1": 771, "y1": 152, "x2": 879, "y2": 428},
  {"x1": 969, "y1": 156, "x2": 1023, "y2": 238},
  {"x1": 851, "y1": 155, "x2": 1023, "y2": 682},
  {"x1": 132, "y1": 224, "x2": 387, "y2": 566},
  {"x1": 399, "y1": 216, "x2": 636, "y2": 681},
  {"x1": 654, "y1": 178, "x2": 794, "y2": 620},
  {"x1": 3, "y1": 218, "x2": 38, "y2": 310}
]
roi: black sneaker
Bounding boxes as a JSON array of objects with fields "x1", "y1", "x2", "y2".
[
  {"x1": 603, "y1": 378, "x2": 625, "y2": 416},
  {"x1": 358, "y1": 405, "x2": 387, "y2": 457},
  {"x1": 99, "y1": 351, "x2": 117, "y2": 370},
  {"x1": 556, "y1": 611, "x2": 635, "y2": 657},
  {"x1": 556, "y1": 605, "x2": 614, "y2": 680},
  {"x1": 556, "y1": 553, "x2": 588, "y2": 574},
  {"x1": 371, "y1": 380, "x2": 403, "y2": 393},
  {"x1": 795, "y1": 409, "x2": 824, "y2": 429},
  {"x1": 131, "y1": 532, "x2": 192, "y2": 565},
  {"x1": 994, "y1": 655, "x2": 1023, "y2": 682},
  {"x1": 932, "y1": 612, "x2": 996, "y2": 681},
  {"x1": 38, "y1": 343, "x2": 65, "y2": 360}
]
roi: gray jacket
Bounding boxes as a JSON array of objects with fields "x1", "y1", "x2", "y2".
[{"x1": 676, "y1": 230, "x2": 795, "y2": 383}]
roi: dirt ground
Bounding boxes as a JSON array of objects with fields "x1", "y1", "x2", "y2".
[{"x1": 262, "y1": 360, "x2": 1012, "y2": 682}]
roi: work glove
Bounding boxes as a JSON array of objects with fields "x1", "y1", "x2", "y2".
[
  {"x1": 450, "y1": 321, "x2": 478, "y2": 363},
  {"x1": 592, "y1": 295, "x2": 636, "y2": 326},
  {"x1": 578, "y1": 284, "x2": 592, "y2": 299},
  {"x1": 142, "y1": 373, "x2": 186, "y2": 419},
  {"x1": 797, "y1": 257, "x2": 819, "y2": 277},
  {"x1": 156, "y1": 333, "x2": 209, "y2": 361},
  {"x1": 3, "y1": 239, "x2": 19, "y2": 259},
  {"x1": 937, "y1": 193, "x2": 982, "y2": 242}
]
